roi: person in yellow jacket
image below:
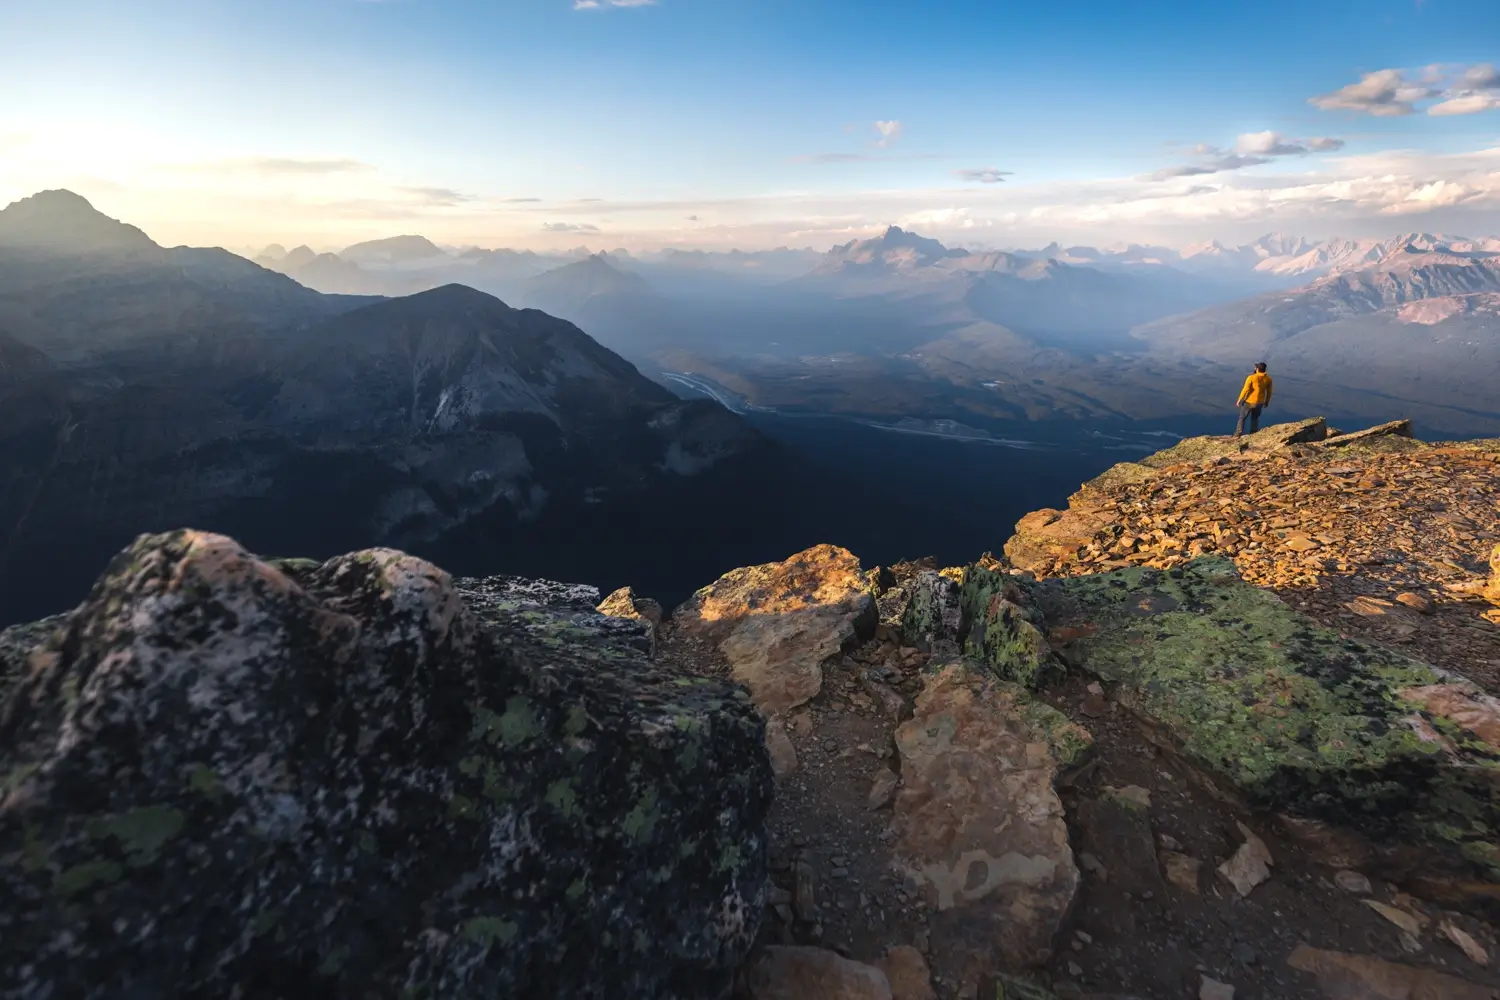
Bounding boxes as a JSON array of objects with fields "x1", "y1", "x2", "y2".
[{"x1": 1234, "y1": 362, "x2": 1272, "y2": 437}]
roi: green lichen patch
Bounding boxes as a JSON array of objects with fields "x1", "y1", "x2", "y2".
[
  {"x1": 959, "y1": 566, "x2": 1061, "y2": 690},
  {"x1": 1039, "y1": 558, "x2": 1500, "y2": 876}
]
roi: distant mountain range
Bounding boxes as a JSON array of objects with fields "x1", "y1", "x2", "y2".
[
  {"x1": 0, "y1": 190, "x2": 862, "y2": 627},
  {"x1": 234, "y1": 217, "x2": 1500, "y2": 435}
]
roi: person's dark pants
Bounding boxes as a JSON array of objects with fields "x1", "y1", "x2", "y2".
[{"x1": 1235, "y1": 403, "x2": 1263, "y2": 437}]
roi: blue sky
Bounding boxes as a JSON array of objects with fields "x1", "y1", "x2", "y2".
[{"x1": 2, "y1": 0, "x2": 1498, "y2": 249}]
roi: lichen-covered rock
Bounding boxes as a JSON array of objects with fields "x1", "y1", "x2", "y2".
[
  {"x1": 0, "y1": 612, "x2": 67, "y2": 704},
  {"x1": 891, "y1": 660, "x2": 1088, "y2": 970},
  {"x1": 673, "y1": 544, "x2": 876, "y2": 717},
  {"x1": 1035, "y1": 558, "x2": 1500, "y2": 886},
  {"x1": 1136, "y1": 418, "x2": 1330, "y2": 468},
  {"x1": 958, "y1": 566, "x2": 1060, "y2": 690},
  {"x1": 0, "y1": 530, "x2": 772, "y2": 999},
  {"x1": 897, "y1": 570, "x2": 962, "y2": 652}
]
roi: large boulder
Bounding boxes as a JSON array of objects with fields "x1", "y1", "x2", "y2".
[
  {"x1": 1035, "y1": 558, "x2": 1500, "y2": 894},
  {"x1": 671, "y1": 544, "x2": 876, "y2": 717},
  {"x1": 0, "y1": 530, "x2": 773, "y2": 999},
  {"x1": 890, "y1": 660, "x2": 1089, "y2": 970}
]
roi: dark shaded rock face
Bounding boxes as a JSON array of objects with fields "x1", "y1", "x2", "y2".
[{"x1": 0, "y1": 531, "x2": 772, "y2": 999}]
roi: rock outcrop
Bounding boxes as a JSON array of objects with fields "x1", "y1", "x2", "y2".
[
  {"x1": 672, "y1": 545, "x2": 877, "y2": 717},
  {"x1": 0, "y1": 531, "x2": 772, "y2": 999}
]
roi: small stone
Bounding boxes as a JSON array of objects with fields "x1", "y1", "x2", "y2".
[
  {"x1": 1074, "y1": 930, "x2": 1093, "y2": 944},
  {"x1": 1334, "y1": 870, "x2": 1372, "y2": 895},
  {"x1": 1164, "y1": 851, "x2": 1200, "y2": 893},
  {"x1": 767, "y1": 722, "x2": 800, "y2": 777},
  {"x1": 1107, "y1": 784, "x2": 1152, "y2": 808},
  {"x1": 1158, "y1": 833, "x2": 1183, "y2": 851},
  {"x1": 1439, "y1": 920, "x2": 1491, "y2": 967},
  {"x1": 1067, "y1": 962, "x2": 1084, "y2": 978},
  {"x1": 875, "y1": 945, "x2": 935, "y2": 1000},
  {"x1": 1199, "y1": 975, "x2": 1235, "y2": 1000},
  {"x1": 1079, "y1": 852, "x2": 1108, "y2": 877},
  {"x1": 1231, "y1": 942, "x2": 1257, "y2": 966},
  {"x1": 1217, "y1": 822, "x2": 1272, "y2": 897},
  {"x1": 1395, "y1": 592, "x2": 1434, "y2": 614},
  {"x1": 1364, "y1": 900, "x2": 1423, "y2": 937}
]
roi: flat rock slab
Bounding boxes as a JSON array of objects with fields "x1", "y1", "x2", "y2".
[
  {"x1": 891, "y1": 660, "x2": 1090, "y2": 969},
  {"x1": 673, "y1": 544, "x2": 876, "y2": 716},
  {"x1": 1287, "y1": 945, "x2": 1492, "y2": 1000},
  {"x1": 1035, "y1": 557, "x2": 1500, "y2": 889}
]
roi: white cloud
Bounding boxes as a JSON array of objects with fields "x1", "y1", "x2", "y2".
[
  {"x1": 542, "y1": 221, "x2": 601, "y2": 232},
  {"x1": 873, "y1": 120, "x2": 902, "y2": 148},
  {"x1": 1430, "y1": 93, "x2": 1500, "y2": 116},
  {"x1": 1311, "y1": 64, "x2": 1500, "y2": 117},
  {"x1": 574, "y1": 0, "x2": 656, "y2": 8},
  {"x1": 953, "y1": 168, "x2": 1013, "y2": 184}
]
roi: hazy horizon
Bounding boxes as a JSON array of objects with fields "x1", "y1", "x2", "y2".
[{"x1": 4, "y1": 0, "x2": 1500, "y2": 252}]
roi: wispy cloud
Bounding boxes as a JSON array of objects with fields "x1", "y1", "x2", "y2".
[
  {"x1": 190, "y1": 156, "x2": 374, "y2": 176},
  {"x1": 873, "y1": 120, "x2": 903, "y2": 148},
  {"x1": 1142, "y1": 131, "x2": 1344, "y2": 181},
  {"x1": 573, "y1": 0, "x2": 656, "y2": 8},
  {"x1": 953, "y1": 168, "x2": 1014, "y2": 184},
  {"x1": 542, "y1": 221, "x2": 601, "y2": 232},
  {"x1": 499, "y1": 196, "x2": 543, "y2": 204},
  {"x1": 398, "y1": 186, "x2": 475, "y2": 206},
  {"x1": 1311, "y1": 63, "x2": 1500, "y2": 117}
]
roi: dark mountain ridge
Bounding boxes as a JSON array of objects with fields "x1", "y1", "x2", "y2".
[{"x1": 0, "y1": 192, "x2": 887, "y2": 627}]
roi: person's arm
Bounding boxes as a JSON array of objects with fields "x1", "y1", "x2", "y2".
[
  {"x1": 1264, "y1": 376, "x2": 1272, "y2": 407},
  {"x1": 1237, "y1": 375, "x2": 1251, "y2": 405}
]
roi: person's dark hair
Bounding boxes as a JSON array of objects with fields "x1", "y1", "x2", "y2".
[{"x1": 1255, "y1": 362, "x2": 1267, "y2": 373}]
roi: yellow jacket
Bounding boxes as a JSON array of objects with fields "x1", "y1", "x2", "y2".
[{"x1": 1238, "y1": 371, "x2": 1273, "y2": 406}]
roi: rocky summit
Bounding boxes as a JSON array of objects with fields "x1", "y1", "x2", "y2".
[
  {"x1": 0, "y1": 531, "x2": 772, "y2": 999},
  {"x1": 3, "y1": 418, "x2": 1500, "y2": 1000}
]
